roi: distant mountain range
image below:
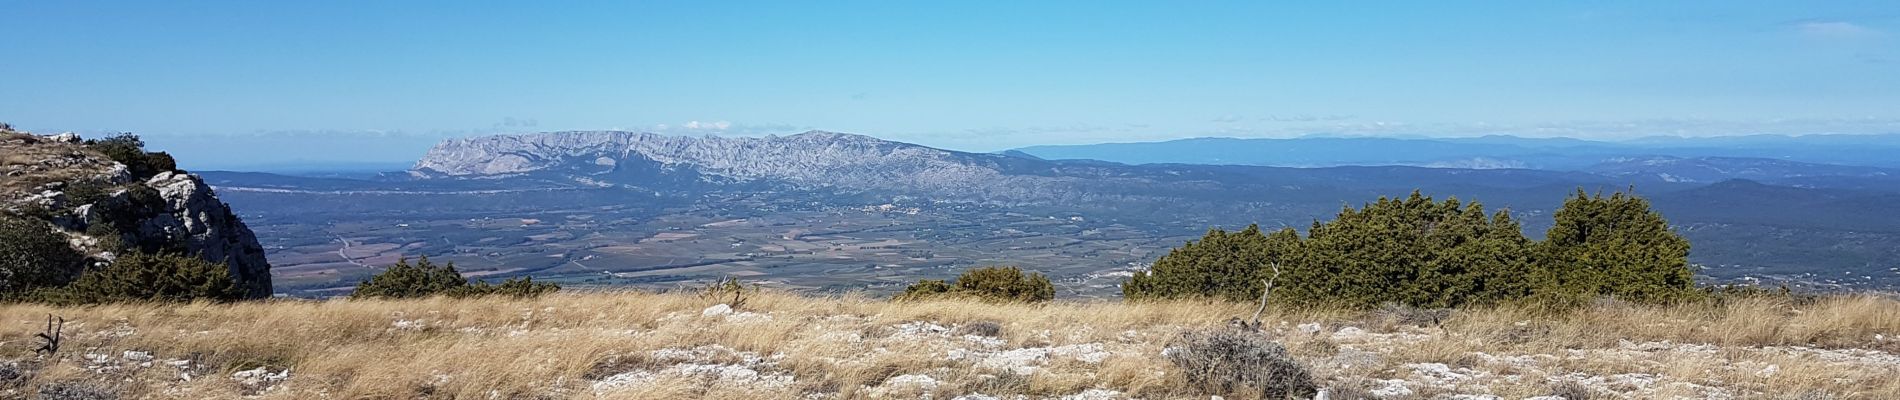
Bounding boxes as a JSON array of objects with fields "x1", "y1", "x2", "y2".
[
  {"x1": 1014, "y1": 134, "x2": 1900, "y2": 170},
  {"x1": 203, "y1": 130, "x2": 1900, "y2": 295}
]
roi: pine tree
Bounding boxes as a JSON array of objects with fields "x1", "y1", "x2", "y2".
[{"x1": 1539, "y1": 189, "x2": 1697, "y2": 303}]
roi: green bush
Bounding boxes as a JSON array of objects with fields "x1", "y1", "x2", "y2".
[
  {"x1": 465, "y1": 276, "x2": 562, "y2": 299},
  {"x1": 350, "y1": 256, "x2": 557, "y2": 299},
  {"x1": 32, "y1": 252, "x2": 245, "y2": 305},
  {"x1": 897, "y1": 266, "x2": 1054, "y2": 303},
  {"x1": 84, "y1": 133, "x2": 176, "y2": 180},
  {"x1": 1536, "y1": 189, "x2": 1698, "y2": 304},
  {"x1": 0, "y1": 216, "x2": 88, "y2": 299},
  {"x1": 1126, "y1": 189, "x2": 1693, "y2": 308}
]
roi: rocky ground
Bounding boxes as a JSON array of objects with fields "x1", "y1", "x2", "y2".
[{"x1": 1, "y1": 291, "x2": 1895, "y2": 399}]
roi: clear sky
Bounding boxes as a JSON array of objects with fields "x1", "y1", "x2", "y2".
[{"x1": 3, "y1": 1, "x2": 1897, "y2": 169}]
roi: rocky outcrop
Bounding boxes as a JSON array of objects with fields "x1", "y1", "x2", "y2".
[
  {"x1": 1, "y1": 131, "x2": 272, "y2": 298},
  {"x1": 135, "y1": 171, "x2": 272, "y2": 297}
]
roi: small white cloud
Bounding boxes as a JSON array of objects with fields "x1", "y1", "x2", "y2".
[
  {"x1": 682, "y1": 120, "x2": 733, "y2": 130},
  {"x1": 1795, "y1": 21, "x2": 1882, "y2": 39}
]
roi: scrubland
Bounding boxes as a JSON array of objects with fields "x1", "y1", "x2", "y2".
[{"x1": 2, "y1": 291, "x2": 1898, "y2": 399}]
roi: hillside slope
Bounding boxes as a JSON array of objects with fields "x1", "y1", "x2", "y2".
[{"x1": 1, "y1": 292, "x2": 1895, "y2": 399}]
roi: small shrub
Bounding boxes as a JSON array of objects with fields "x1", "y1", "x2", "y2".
[
  {"x1": 697, "y1": 276, "x2": 757, "y2": 308},
  {"x1": 34, "y1": 252, "x2": 245, "y2": 305},
  {"x1": 350, "y1": 257, "x2": 467, "y2": 299},
  {"x1": 895, "y1": 266, "x2": 1054, "y2": 303},
  {"x1": 36, "y1": 380, "x2": 118, "y2": 400},
  {"x1": 350, "y1": 256, "x2": 558, "y2": 299},
  {"x1": 893, "y1": 279, "x2": 952, "y2": 301},
  {"x1": 0, "y1": 360, "x2": 32, "y2": 389},
  {"x1": 1164, "y1": 328, "x2": 1316, "y2": 399},
  {"x1": 464, "y1": 276, "x2": 560, "y2": 298},
  {"x1": 0, "y1": 216, "x2": 88, "y2": 299},
  {"x1": 1546, "y1": 380, "x2": 1603, "y2": 400},
  {"x1": 83, "y1": 133, "x2": 176, "y2": 181},
  {"x1": 953, "y1": 320, "x2": 1004, "y2": 337}
]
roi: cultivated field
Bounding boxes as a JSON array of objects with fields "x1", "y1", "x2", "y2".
[{"x1": 3, "y1": 292, "x2": 1898, "y2": 399}]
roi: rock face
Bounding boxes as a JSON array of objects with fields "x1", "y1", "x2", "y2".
[
  {"x1": 1, "y1": 131, "x2": 272, "y2": 298},
  {"x1": 138, "y1": 171, "x2": 273, "y2": 297}
]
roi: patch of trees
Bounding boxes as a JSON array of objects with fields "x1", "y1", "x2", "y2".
[
  {"x1": 350, "y1": 256, "x2": 559, "y2": 299},
  {"x1": 1124, "y1": 189, "x2": 1698, "y2": 308},
  {"x1": 896, "y1": 265, "x2": 1055, "y2": 303}
]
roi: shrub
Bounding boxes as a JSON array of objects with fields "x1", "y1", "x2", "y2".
[
  {"x1": 896, "y1": 266, "x2": 1054, "y2": 303},
  {"x1": 0, "y1": 216, "x2": 88, "y2": 299},
  {"x1": 953, "y1": 320, "x2": 1004, "y2": 337},
  {"x1": 1127, "y1": 189, "x2": 1690, "y2": 308},
  {"x1": 1538, "y1": 189, "x2": 1698, "y2": 304},
  {"x1": 350, "y1": 257, "x2": 467, "y2": 299},
  {"x1": 34, "y1": 252, "x2": 245, "y2": 305},
  {"x1": 893, "y1": 279, "x2": 952, "y2": 301},
  {"x1": 84, "y1": 133, "x2": 176, "y2": 181},
  {"x1": 350, "y1": 256, "x2": 557, "y2": 299},
  {"x1": 696, "y1": 276, "x2": 759, "y2": 308},
  {"x1": 36, "y1": 380, "x2": 118, "y2": 400},
  {"x1": 1124, "y1": 225, "x2": 1300, "y2": 302},
  {"x1": 1164, "y1": 327, "x2": 1316, "y2": 399},
  {"x1": 463, "y1": 276, "x2": 561, "y2": 299}
]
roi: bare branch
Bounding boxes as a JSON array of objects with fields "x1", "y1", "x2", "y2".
[
  {"x1": 1249, "y1": 263, "x2": 1281, "y2": 327},
  {"x1": 35, "y1": 314, "x2": 64, "y2": 357}
]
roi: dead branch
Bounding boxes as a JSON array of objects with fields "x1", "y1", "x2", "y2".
[
  {"x1": 1249, "y1": 263, "x2": 1281, "y2": 327},
  {"x1": 35, "y1": 314, "x2": 64, "y2": 357}
]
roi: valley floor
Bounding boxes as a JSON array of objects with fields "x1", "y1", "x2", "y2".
[{"x1": 2, "y1": 292, "x2": 1898, "y2": 399}]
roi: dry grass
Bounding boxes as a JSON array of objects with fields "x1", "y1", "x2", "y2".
[
  {"x1": 1, "y1": 132, "x2": 121, "y2": 196},
  {"x1": 1, "y1": 291, "x2": 1896, "y2": 399}
]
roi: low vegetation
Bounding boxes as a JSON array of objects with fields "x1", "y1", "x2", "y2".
[
  {"x1": 350, "y1": 257, "x2": 558, "y2": 299},
  {"x1": 0, "y1": 216, "x2": 87, "y2": 299},
  {"x1": 83, "y1": 133, "x2": 176, "y2": 181},
  {"x1": 1126, "y1": 189, "x2": 1698, "y2": 308},
  {"x1": 0, "y1": 290, "x2": 1894, "y2": 399},
  {"x1": 1166, "y1": 327, "x2": 1316, "y2": 398},
  {"x1": 29, "y1": 252, "x2": 248, "y2": 305},
  {"x1": 895, "y1": 265, "x2": 1055, "y2": 303}
]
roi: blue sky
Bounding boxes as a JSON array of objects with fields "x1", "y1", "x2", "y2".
[{"x1": 2, "y1": 1, "x2": 1897, "y2": 169}]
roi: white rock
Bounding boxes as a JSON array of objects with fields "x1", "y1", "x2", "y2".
[
  {"x1": 1369, "y1": 379, "x2": 1412, "y2": 397},
  {"x1": 1297, "y1": 323, "x2": 1323, "y2": 335},
  {"x1": 1058, "y1": 388, "x2": 1123, "y2": 400},
  {"x1": 883, "y1": 374, "x2": 939, "y2": 390},
  {"x1": 702, "y1": 304, "x2": 733, "y2": 316}
]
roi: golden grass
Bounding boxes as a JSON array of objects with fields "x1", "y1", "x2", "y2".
[{"x1": 1, "y1": 291, "x2": 1896, "y2": 399}]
